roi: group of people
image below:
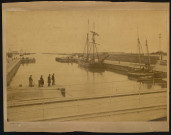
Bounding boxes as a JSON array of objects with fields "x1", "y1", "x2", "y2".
[{"x1": 29, "y1": 74, "x2": 55, "y2": 87}]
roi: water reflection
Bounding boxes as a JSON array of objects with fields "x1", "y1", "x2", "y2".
[
  {"x1": 78, "y1": 65, "x2": 105, "y2": 81},
  {"x1": 106, "y1": 68, "x2": 127, "y2": 75},
  {"x1": 78, "y1": 65, "x2": 106, "y2": 73},
  {"x1": 137, "y1": 79, "x2": 167, "y2": 89}
]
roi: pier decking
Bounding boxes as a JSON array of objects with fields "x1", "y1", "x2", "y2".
[{"x1": 7, "y1": 86, "x2": 167, "y2": 122}]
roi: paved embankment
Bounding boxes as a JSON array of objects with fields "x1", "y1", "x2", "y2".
[
  {"x1": 7, "y1": 59, "x2": 21, "y2": 86},
  {"x1": 7, "y1": 87, "x2": 167, "y2": 122}
]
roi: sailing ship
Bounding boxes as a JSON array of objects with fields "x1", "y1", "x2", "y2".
[
  {"x1": 78, "y1": 22, "x2": 108, "y2": 71},
  {"x1": 128, "y1": 36, "x2": 154, "y2": 80}
]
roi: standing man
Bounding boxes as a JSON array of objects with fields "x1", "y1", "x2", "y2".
[
  {"x1": 48, "y1": 74, "x2": 51, "y2": 87},
  {"x1": 40, "y1": 75, "x2": 44, "y2": 87},
  {"x1": 29, "y1": 75, "x2": 33, "y2": 87},
  {"x1": 52, "y1": 73, "x2": 55, "y2": 85}
]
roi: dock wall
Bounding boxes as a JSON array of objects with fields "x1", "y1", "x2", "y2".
[
  {"x1": 7, "y1": 59, "x2": 21, "y2": 86},
  {"x1": 107, "y1": 53, "x2": 160, "y2": 64},
  {"x1": 105, "y1": 63, "x2": 133, "y2": 74},
  {"x1": 104, "y1": 60, "x2": 167, "y2": 74}
]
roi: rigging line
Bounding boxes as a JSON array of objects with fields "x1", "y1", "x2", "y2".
[
  {"x1": 137, "y1": 26, "x2": 142, "y2": 64},
  {"x1": 137, "y1": 37, "x2": 142, "y2": 66},
  {"x1": 139, "y1": 41, "x2": 144, "y2": 55},
  {"x1": 137, "y1": 27, "x2": 144, "y2": 55},
  {"x1": 145, "y1": 39, "x2": 150, "y2": 64}
]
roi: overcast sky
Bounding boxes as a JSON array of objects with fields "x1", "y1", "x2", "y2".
[{"x1": 6, "y1": 10, "x2": 168, "y2": 53}]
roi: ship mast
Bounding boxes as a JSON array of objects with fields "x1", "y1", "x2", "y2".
[
  {"x1": 145, "y1": 40, "x2": 151, "y2": 69},
  {"x1": 90, "y1": 22, "x2": 100, "y2": 62},
  {"x1": 137, "y1": 36, "x2": 142, "y2": 67},
  {"x1": 86, "y1": 33, "x2": 89, "y2": 61},
  {"x1": 90, "y1": 30, "x2": 99, "y2": 62},
  {"x1": 83, "y1": 19, "x2": 90, "y2": 61},
  {"x1": 136, "y1": 28, "x2": 144, "y2": 68}
]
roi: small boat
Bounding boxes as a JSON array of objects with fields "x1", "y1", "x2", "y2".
[
  {"x1": 128, "y1": 71, "x2": 154, "y2": 78},
  {"x1": 56, "y1": 56, "x2": 78, "y2": 63},
  {"x1": 56, "y1": 57, "x2": 69, "y2": 63}
]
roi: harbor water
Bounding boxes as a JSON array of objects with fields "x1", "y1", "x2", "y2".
[{"x1": 9, "y1": 54, "x2": 165, "y2": 98}]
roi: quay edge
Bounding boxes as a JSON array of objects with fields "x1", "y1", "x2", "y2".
[{"x1": 7, "y1": 59, "x2": 21, "y2": 86}]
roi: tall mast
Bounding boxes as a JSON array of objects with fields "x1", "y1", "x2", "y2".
[
  {"x1": 137, "y1": 37, "x2": 142, "y2": 67},
  {"x1": 145, "y1": 40, "x2": 151, "y2": 69},
  {"x1": 90, "y1": 30, "x2": 99, "y2": 62},
  {"x1": 92, "y1": 31, "x2": 95, "y2": 62},
  {"x1": 86, "y1": 33, "x2": 89, "y2": 61},
  {"x1": 137, "y1": 28, "x2": 142, "y2": 67}
]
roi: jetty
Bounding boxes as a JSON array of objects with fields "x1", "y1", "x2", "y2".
[
  {"x1": 104, "y1": 60, "x2": 167, "y2": 76},
  {"x1": 7, "y1": 57, "x2": 36, "y2": 86},
  {"x1": 7, "y1": 59, "x2": 21, "y2": 86}
]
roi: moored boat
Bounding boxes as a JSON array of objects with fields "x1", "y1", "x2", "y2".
[
  {"x1": 128, "y1": 36, "x2": 154, "y2": 80},
  {"x1": 78, "y1": 22, "x2": 108, "y2": 71}
]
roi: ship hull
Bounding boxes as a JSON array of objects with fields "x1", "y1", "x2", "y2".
[
  {"x1": 78, "y1": 61, "x2": 106, "y2": 72},
  {"x1": 128, "y1": 71, "x2": 154, "y2": 81}
]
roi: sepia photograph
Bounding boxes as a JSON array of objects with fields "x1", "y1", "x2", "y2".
[{"x1": 2, "y1": 1, "x2": 169, "y2": 132}]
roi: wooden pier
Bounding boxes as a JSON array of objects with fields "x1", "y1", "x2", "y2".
[
  {"x1": 7, "y1": 87, "x2": 167, "y2": 122},
  {"x1": 7, "y1": 59, "x2": 21, "y2": 86}
]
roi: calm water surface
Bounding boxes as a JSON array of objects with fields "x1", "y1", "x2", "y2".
[{"x1": 9, "y1": 54, "x2": 164, "y2": 97}]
